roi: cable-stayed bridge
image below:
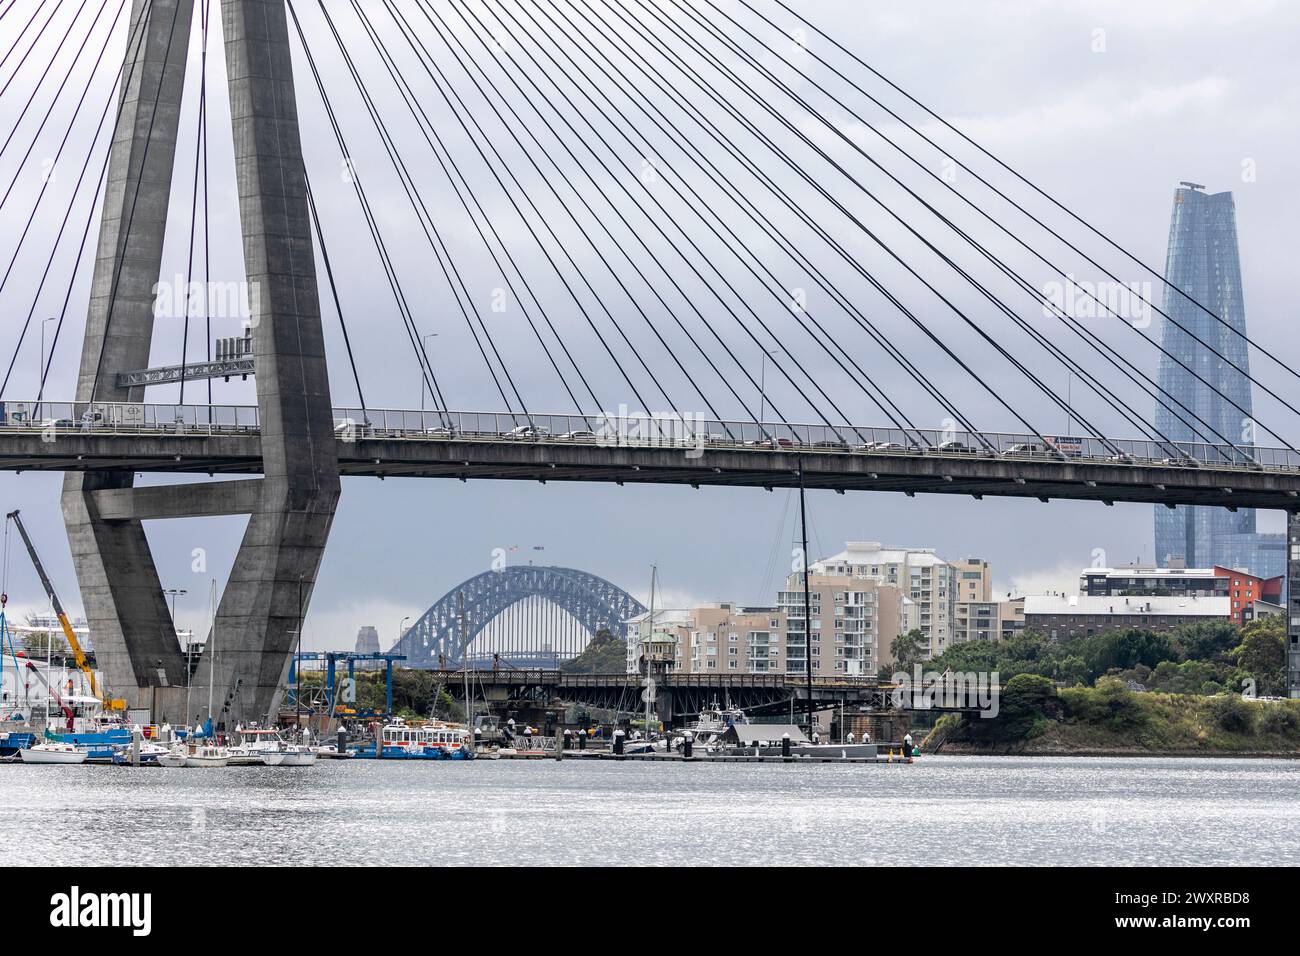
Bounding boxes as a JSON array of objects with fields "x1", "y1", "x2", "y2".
[{"x1": 1, "y1": 0, "x2": 1298, "y2": 721}]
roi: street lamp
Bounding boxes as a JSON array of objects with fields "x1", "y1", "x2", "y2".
[
  {"x1": 397, "y1": 615, "x2": 411, "y2": 649},
  {"x1": 39, "y1": 317, "x2": 56, "y2": 406},
  {"x1": 758, "y1": 347, "x2": 779, "y2": 436},
  {"x1": 420, "y1": 333, "x2": 438, "y2": 416}
]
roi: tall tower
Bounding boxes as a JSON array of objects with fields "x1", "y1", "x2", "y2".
[
  {"x1": 1153, "y1": 183, "x2": 1284, "y2": 578},
  {"x1": 60, "y1": 0, "x2": 340, "y2": 725}
]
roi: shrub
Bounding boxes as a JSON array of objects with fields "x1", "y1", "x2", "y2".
[{"x1": 1209, "y1": 694, "x2": 1256, "y2": 735}]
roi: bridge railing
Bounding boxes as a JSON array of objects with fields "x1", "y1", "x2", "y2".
[{"x1": 5, "y1": 400, "x2": 1299, "y2": 472}]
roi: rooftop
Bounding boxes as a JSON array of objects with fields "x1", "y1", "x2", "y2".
[{"x1": 1024, "y1": 594, "x2": 1232, "y2": 618}]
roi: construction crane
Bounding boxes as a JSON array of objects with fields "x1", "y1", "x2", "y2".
[{"x1": 5, "y1": 510, "x2": 126, "y2": 712}]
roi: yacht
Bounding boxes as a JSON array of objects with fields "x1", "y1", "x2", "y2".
[
  {"x1": 229, "y1": 728, "x2": 316, "y2": 766},
  {"x1": 185, "y1": 745, "x2": 231, "y2": 768},
  {"x1": 19, "y1": 741, "x2": 88, "y2": 764}
]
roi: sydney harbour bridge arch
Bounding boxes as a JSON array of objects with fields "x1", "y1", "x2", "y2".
[{"x1": 394, "y1": 567, "x2": 646, "y2": 668}]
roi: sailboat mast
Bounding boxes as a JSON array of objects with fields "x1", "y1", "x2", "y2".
[
  {"x1": 207, "y1": 579, "x2": 216, "y2": 723},
  {"x1": 798, "y1": 457, "x2": 814, "y2": 736}
]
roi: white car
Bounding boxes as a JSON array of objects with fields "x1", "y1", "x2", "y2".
[
  {"x1": 559, "y1": 430, "x2": 597, "y2": 440},
  {"x1": 506, "y1": 424, "x2": 550, "y2": 439}
]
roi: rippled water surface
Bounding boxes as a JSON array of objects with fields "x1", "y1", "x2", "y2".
[{"x1": 2, "y1": 756, "x2": 1297, "y2": 866}]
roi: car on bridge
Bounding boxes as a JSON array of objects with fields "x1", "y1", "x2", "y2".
[{"x1": 506, "y1": 424, "x2": 550, "y2": 439}]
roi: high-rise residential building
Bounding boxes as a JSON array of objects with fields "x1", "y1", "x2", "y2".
[
  {"x1": 777, "y1": 575, "x2": 907, "y2": 675},
  {"x1": 808, "y1": 542, "x2": 956, "y2": 656},
  {"x1": 1153, "y1": 182, "x2": 1285, "y2": 580}
]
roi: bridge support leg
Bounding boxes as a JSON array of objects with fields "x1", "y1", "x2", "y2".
[
  {"x1": 62, "y1": 0, "x2": 338, "y2": 726},
  {"x1": 61, "y1": 0, "x2": 195, "y2": 709},
  {"x1": 1289, "y1": 513, "x2": 1300, "y2": 699},
  {"x1": 188, "y1": 0, "x2": 339, "y2": 726}
]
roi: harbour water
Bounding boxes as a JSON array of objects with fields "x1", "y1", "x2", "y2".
[{"x1": 2, "y1": 756, "x2": 1297, "y2": 866}]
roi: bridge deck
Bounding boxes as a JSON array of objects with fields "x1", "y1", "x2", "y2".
[{"x1": 2, "y1": 404, "x2": 1298, "y2": 509}]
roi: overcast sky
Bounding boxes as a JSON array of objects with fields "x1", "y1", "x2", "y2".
[{"x1": 1, "y1": 0, "x2": 1297, "y2": 650}]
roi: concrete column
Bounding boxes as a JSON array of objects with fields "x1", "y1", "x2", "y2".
[
  {"x1": 61, "y1": 0, "x2": 194, "y2": 706},
  {"x1": 186, "y1": 0, "x2": 340, "y2": 725},
  {"x1": 1289, "y1": 513, "x2": 1300, "y2": 699}
]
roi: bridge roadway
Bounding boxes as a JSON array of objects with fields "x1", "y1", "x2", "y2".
[{"x1": 1, "y1": 403, "x2": 1299, "y2": 510}]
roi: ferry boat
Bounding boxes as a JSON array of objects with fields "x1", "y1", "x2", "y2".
[{"x1": 352, "y1": 719, "x2": 473, "y2": 760}]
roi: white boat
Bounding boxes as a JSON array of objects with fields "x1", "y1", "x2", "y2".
[
  {"x1": 262, "y1": 746, "x2": 316, "y2": 767},
  {"x1": 185, "y1": 745, "x2": 230, "y2": 768},
  {"x1": 156, "y1": 747, "x2": 188, "y2": 768},
  {"x1": 231, "y1": 728, "x2": 316, "y2": 766},
  {"x1": 20, "y1": 742, "x2": 88, "y2": 764}
]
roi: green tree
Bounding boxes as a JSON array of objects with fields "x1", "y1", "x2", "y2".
[
  {"x1": 1234, "y1": 617, "x2": 1286, "y2": 697},
  {"x1": 889, "y1": 629, "x2": 926, "y2": 671},
  {"x1": 562, "y1": 628, "x2": 628, "y2": 674}
]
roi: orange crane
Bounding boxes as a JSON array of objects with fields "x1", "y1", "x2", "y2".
[{"x1": 5, "y1": 510, "x2": 126, "y2": 712}]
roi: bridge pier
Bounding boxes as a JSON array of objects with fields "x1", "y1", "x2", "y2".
[{"x1": 62, "y1": 0, "x2": 338, "y2": 725}]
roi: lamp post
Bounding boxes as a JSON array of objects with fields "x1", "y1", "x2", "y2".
[
  {"x1": 420, "y1": 333, "x2": 438, "y2": 416},
  {"x1": 397, "y1": 616, "x2": 411, "y2": 653},
  {"x1": 38, "y1": 317, "x2": 56, "y2": 409},
  {"x1": 758, "y1": 347, "x2": 779, "y2": 439}
]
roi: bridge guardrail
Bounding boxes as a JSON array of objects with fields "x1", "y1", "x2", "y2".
[{"x1": 4, "y1": 400, "x2": 1298, "y2": 473}]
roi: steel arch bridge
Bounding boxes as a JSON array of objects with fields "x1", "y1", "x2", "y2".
[{"x1": 394, "y1": 567, "x2": 646, "y2": 668}]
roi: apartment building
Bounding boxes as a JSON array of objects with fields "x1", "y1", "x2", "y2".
[
  {"x1": 1079, "y1": 564, "x2": 1281, "y2": 626},
  {"x1": 777, "y1": 574, "x2": 907, "y2": 676},
  {"x1": 627, "y1": 605, "x2": 786, "y2": 675},
  {"x1": 810, "y1": 542, "x2": 956, "y2": 657},
  {"x1": 1023, "y1": 594, "x2": 1232, "y2": 639}
]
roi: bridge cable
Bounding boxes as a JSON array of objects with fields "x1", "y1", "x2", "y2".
[
  {"x1": 630, "y1": 0, "x2": 1232, "y2": 458},
  {"x1": 473, "y1": 0, "x2": 887, "y2": 439},
  {"x1": 88, "y1": 0, "x2": 188, "y2": 401},
  {"x1": 652, "y1": 0, "x2": 1244, "y2": 459},
  {"x1": 177, "y1": 0, "x2": 208, "y2": 406},
  {"x1": 0, "y1": 0, "x2": 119, "y2": 298},
  {"x1": 556, "y1": 0, "x2": 1009, "y2": 445},
  {"x1": 0, "y1": 0, "x2": 141, "y2": 402},
  {"x1": 515, "y1": 0, "x2": 928, "y2": 441},
  {"x1": 303, "y1": 170, "x2": 367, "y2": 416},
  {"x1": 380, "y1": 0, "x2": 744, "y2": 429},
  {"x1": 438, "y1": 0, "x2": 841, "y2": 437},
  {"x1": 688, "y1": 0, "x2": 1287, "y2": 457},
  {"x1": 561, "y1": 0, "x2": 982, "y2": 444},
  {"x1": 0, "y1": 0, "x2": 103, "y2": 211},
  {"x1": 340, "y1": 1, "x2": 664, "y2": 425},
  {"x1": 285, "y1": 0, "x2": 455, "y2": 423},
  {"x1": 34, "y1": 1, "x2": 151, "y2": 406},
  {"x1": 404, "y1": 0, "x2": 787, "y2": 437},
  {"x1": 302, "y1": 0, "x2": 526, "y2": 419},
  {"x1": 751, "y1": 0, "x2": 1300, "y2": 403},
  {"x1": 617, "y1": 0, "x2": 1109, "y2": 454},
  {"x1": 577, "y1": 0, "x2": 1209, "y2": 455},
  {"x1": 314, "y1": 0, "x2": 533, "y2": 421},
  {"x1": 356, "y1": 0, "x2": 603, "y2": 419},
  {"x1": 0, "y1": 0, "x2": 57, "y2": 102},
  {"x1": 446, "y1": 0, "x2": 854, "y2": 438}
]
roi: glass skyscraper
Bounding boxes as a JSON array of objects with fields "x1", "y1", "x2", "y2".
[{"x1": 1153, "y1": 183, "x2": 1285, "y2": 579}]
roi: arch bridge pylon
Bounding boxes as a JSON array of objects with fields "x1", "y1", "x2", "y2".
[{"x1": 62, "y1": 0, "x2": 338, "y2": 725}]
